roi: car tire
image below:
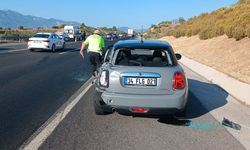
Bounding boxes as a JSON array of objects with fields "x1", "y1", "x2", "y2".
[
  {"x1": 61, "y1": 43, "x2": 65, "y2": 50},
  {"x1": 93, "y1": 91, "x2": 107, "y2": 115},
  {"x1": 29, "y1": 49, "x2": 34, "y2": 52},
  {"x1": 52, "y1": 44, "x2": 56, "y2": 52}
]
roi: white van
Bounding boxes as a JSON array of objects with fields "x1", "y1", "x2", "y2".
[{"x1": 64, "y1": 25, "x2": 79, "y2": 40}]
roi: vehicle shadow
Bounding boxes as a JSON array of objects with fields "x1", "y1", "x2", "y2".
[
  {"x1": 31, "y1": 48, "x2": 78, "y2": 53},
  {"x1": 119, "y1": 79, "x2": 228, "y2": 126},
  {"x1": 0, "y1": 47, "x2": 11, "y2": 51},
  {"x1": 185, "y1": 79, "x2": 228, "y2": 119}
]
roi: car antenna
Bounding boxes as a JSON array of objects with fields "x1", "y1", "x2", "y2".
[{"x1": 140, "y1": 25, "x2": 144, "y2": 43}]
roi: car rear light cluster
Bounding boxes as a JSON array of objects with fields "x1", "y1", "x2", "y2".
[
  {"x1": 173, "y1": 72, "x2": 185, "y2": 90},
  {"x1": 131, "y1": 108, "x2": 148, "y2": 113},
  {"x1": 99, "y1": 70, "x2": 109, "y2": 87},
  {"x1": 28, "y1": 39, "x2": 49, "y2": 42}
]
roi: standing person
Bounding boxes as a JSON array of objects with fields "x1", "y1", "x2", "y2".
[
  {"x1": 80, "y1": 30, "x2": 105, "y2": 77},
  {"x1": 81, "y1": 31, "x2": 86, "y2": 41}
]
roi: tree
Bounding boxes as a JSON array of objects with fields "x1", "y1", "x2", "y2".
[
  {"x1": 52, "y1": 26, "x2": 59, "y2": 29},
  {"x1": 112, "y1": 26, "x2": 117, "y2": 31},
  {"x1": 37, "y1": 27, "x2": 43, "y2": 30},
  {"x1": 159, "y1": 21, "x2": 172, "y2": 26},
  {"x1": 18, "y1": 26, "x2": 24, "y2": 30},
  {"x1": 151, "y1": 24, "x2": 156, "y2": 28},
  {"x1": 5, "y1": 27, "x2": 11, "y2": 31},
  {"x1": 79, "y1": 23, "x2": 86, "y2": 30},
  {"x1": 178, "y1": 17, "x2": 186, "y2": 24},
  {"x1": 58, "y1": 24, "x2": 66, "y2": 28},
  {"x1": 80, "y1": 22, "x2": 86, "y2": 27}
]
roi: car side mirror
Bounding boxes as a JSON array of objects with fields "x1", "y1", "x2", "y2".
[{"x1": 175, "y1": 53, "x2": 182, "y2": 60}]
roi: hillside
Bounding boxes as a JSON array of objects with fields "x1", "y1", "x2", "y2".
[
  {"x1": 0, "y1": 10, "x2": 79, "y2": 28},
  {"x1": 160, "y1": 35, "x2": 250, "y2": 84},
  {"x1": 146, "y1": 0, "x2": 250, "y2": 40}
]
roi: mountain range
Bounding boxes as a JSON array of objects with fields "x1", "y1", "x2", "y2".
[{"x1": 0, "y1": 10, "x2": 79, "y2": 29}]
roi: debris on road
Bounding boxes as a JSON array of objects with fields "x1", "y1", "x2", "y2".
[
  {"x1": 222, "y1": 118, "x2": 241, "y2": 130},
  {"x1": 187, "y1": 121, "x2": 223, "y2": 132}
]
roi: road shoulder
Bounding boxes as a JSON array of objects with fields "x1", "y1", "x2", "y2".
[{"x1": 181, "y1": 56, "x2": 250, "y2": 149}]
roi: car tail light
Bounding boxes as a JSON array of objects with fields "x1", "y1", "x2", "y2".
[
  {"x1": 42, "y1": 40, "x2": 50, "y2": 42},
  {"x1": 131, "y1": 108, "x2": 148, "y2": 113},
  {"x1": 99, "y1": 70, "x2": 109, "y2": 87},
  {"x1": 173, "y1": 72, "x2": 185, "y2": 90}
]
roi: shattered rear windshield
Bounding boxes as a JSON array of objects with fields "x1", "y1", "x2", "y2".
[{"x1": 114, "y1": 48, "x2": 173, "y2": 67}]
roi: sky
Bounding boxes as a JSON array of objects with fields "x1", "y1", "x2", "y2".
[{"x1": 0, "y1": 0, "x2": 237, "y2": 29}]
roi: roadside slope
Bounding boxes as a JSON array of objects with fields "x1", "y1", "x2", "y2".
[{"x1": 160, "y1": 35, "x2": 250, "y2": 84}]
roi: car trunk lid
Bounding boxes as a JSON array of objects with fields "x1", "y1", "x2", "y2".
[{"x1": 108, "y1": 66, "x2": 175, "y2": 95}]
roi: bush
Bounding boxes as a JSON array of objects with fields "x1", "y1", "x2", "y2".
[
  {"x1": 199, "y1": 28, "x2": 212, "y2": 40},
  {"x1": 246, "y1": 25, "x2": 250, "y2": 38},
  {"x1": 232, "y1": 26, "x2": 246, "y2": 40},
  {"x1": 191, "y1": 28, "x2": 201, "y2": 36},
  {"x1": 185, "y1": 30, "x2": 193, "y2": 37},
  {"x1": 214, "y1": 26, "x2": 224, "y2": 36},
  {"x1": 173, "y1": 29, "x2": 185, "y2": 38},
  {"x1": 225, "y1": 26, "x2": 234, "y2": 38},
  {"x1": 165, "y1": 30, "x2": 175, "y2": 36},
  {"x1": 145, "y1": 1, "x2": 250, "y2": 40}
]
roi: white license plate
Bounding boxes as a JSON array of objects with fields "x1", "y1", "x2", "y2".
[
  {"x1": 125, "y1": 77, "x2": 157, "y2": 86},
  {"x1": 34, "y1": 40, "x2": 41, "y2": 43}
]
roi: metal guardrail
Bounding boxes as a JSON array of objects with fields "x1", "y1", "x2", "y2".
[{"x1": 0, "y1": 36, "x2": 30, "y2": 41}]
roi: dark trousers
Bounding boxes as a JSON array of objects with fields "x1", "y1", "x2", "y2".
[{"x1": 89, "y1": 52, "x2": 101, "y2": 76}]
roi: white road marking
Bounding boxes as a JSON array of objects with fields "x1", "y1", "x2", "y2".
[
  {"x1": 59, "y1": 48, "x2": 79, "y2": 55},
  {"x1": 19, "y1": 77, "x2": 93, "y2": 150},
  {"x1": 0, "y1": 49, "x2": 28, "y2": 53}
]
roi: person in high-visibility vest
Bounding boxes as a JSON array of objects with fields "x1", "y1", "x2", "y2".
[{"x1": 80, "y1": 30, "x2": 105, "y2": 77}]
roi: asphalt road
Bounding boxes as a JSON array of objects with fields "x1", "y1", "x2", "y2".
[
  {"x1": 0, "y1": 41, "x2": 113, "y2": 150},
  {"x1": 0, "y1": 41, "x2": 245, "y2": 150},
  {"x1": 0, "y1": 43, "x2": 27, "y2": 51},
  {"x1": 39, "y1": 60, "x2": 244, "y2": 149}
]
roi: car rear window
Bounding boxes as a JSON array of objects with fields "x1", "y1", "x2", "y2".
[
  {"x1": 33, "y1": 34, "x2": 50, "y2": 38},
  {"x1": 65, "y1": 30, "x2": 73, "y2": 34},
  {"x1": 114, "y1": 48, "x2": 173, "y2": 67}
]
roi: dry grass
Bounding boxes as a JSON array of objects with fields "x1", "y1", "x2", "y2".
[{"x1": 160, "y1": 35, "x2": 250, "y2": 84}]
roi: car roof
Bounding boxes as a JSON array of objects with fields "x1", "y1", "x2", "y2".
[
  {"x1": 36, "y1": 33, "x2": 52, "y2": 35},
  {"x1": 113, "y1": 40, "x2": 172, "y2": 49}
]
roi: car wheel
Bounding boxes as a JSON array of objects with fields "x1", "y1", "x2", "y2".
[
  {"x1": 29, "y1": 49, "x2": 34, "y2": 52},
  {"x1": 61, "y1": 43, "x2": 65, "y2": 50},
  {"x1": 52, "y1": 44, "x2": 56, "y2": 52},
  {"x1": 93, "y1": 91, "x2": 107, "y2": 115}
]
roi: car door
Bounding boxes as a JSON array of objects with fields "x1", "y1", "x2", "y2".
[
  {"x1": 54, "y1": 34, "x2": 62, "y2": 48},
  {"x1": 48, "y1": 34, "x2": 54, "y2": 48},
  {"x1": 50, "y1": 34, "x2": 56, "y2": 48},
  {"x1": 103, "y1": 46, "x2": 113, "y2": 63}
]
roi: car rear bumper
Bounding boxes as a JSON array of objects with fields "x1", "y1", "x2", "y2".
[
  {"x1": 28, "y1": 44, "x2": 50, "y2": 50},
  {"x1": 114, "y1": 106, "x2": 182, "y2": 115},
  {"x1": 101, "y1": 90, "x2": 188, "y2": 114}
]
